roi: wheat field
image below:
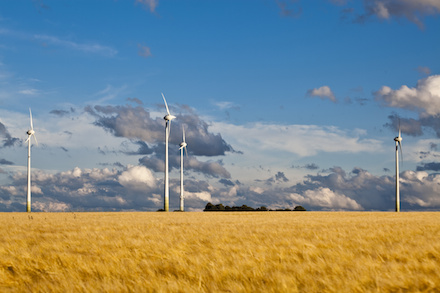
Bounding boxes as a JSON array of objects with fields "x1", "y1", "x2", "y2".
[{"x1": 1, "y1": 212, "x2": 439, "y2": 292}]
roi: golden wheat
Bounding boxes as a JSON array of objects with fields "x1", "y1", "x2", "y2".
[{"x1": 1, "y1": 212, "x2": 439, "y2": 292}]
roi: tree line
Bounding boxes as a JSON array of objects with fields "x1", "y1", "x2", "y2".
[{"x1": 204, "y1": 203, "x2": 306, "y2": 212}]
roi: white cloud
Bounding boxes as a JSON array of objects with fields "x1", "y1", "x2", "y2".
[
  {"x1": 306, "y1": 86, "x2": 336, "y2": 102},
  {"x1": 401, "y1": 171, "x2": 440, "y2": 208},
  {"x1": 289, "y1": 187, "x2": 363, "y2": 210},
  {"x1": 250, "y1": 186, "x2": 265, "y2": 194},
  {"x1": 31, "y1": 185, "x2": 43, "y2": 194},
  {"x1": 185, "y1": 191, "x2": 212, "y2": 202},
  {"x1": 375, "y1": 75, "x2": 440, "y2": 116},
  {"x1": 118, "y1": 165, "x2": 157, "y2": 189}
]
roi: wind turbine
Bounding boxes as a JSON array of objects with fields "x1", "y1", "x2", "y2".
[
  {"x1": 162, "y1": 93, "x2": 176, "y2": 212},
  {"x1": 179, "y1": 125, "x2": 188, "y2": 212},
  {"x1": 25, "y1": 108, "x2": 38, "y2": 213},
  {"x1": 394, "y1": 124, "x2": 403, "y2": 212}
]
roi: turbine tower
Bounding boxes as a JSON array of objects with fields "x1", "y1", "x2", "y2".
[
  {"x1": 394, "y1": 126, "x2": 402, "y2": 212},
  {"x1": 179, "y1": 125, "x2": 188, "y2": 212},
  {"x1": 25, "y1": 108, "x2": 38, "y2": 213},
  {"x1": 162, "y1": 93, "x2": 176, "y2": 212}
]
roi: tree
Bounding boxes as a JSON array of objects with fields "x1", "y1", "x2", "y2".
[
  {"x1": 294, "y1": 205, "x2": 306, "y2": 211},
  {"x1": 204, "y1": 203, "x2": 214, "y2": 211}
]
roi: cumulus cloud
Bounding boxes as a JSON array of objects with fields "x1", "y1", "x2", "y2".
[
  {"x1": 375, "y1": 75, "x2": 440, "y2": 116},
  {"x1": 1, "y1": 162, "x2": 440, "y2": 211},
  {"x1": 283, "y1": 167, "x2": 392, "y2": 210},
  {"x1": 118, "y1": 165, "x2": 157, "y2": 189},
  {"x1": 0, "y1": 166, "x2": 163, "y2": 212},
  {"x1": 177, "y1": 113, "x2": 233, "y2": 156},
  {"x1": 86, "y1": 104, "x2": 163, "y2": 142},
  {"x1": 378, "y1": 76, "x2": 440, "y2": 138},
  {"x1": 306, "y1": 86, "x2": 337, "y2": 102},
  {"x1": 87, "y1": 104, "x2": 233, "y2": 157},
  {"x1": 401, "y1": 170, "x2": 440, "y2": 208},
  {"x1": 289, "y1": 187, "x2": 363, "y2": 210}
]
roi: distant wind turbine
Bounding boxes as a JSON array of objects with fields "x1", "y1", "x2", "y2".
[
  {"x1": 394, "y1": 124, "x2": 403, "y2": 212},
  {"x1": 179, "y1": 125, "x2": 188, "y2": 212},
  {"x1": 25, "y1": 108, "x2": 38, "y2": 213},
  {"x1": 162, "y1": 93, "x2": 176, "y2": 212}
]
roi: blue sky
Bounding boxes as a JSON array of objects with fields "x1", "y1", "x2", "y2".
[{"x1": 1, "y1": 0, "x2": 440, "y2": 211}]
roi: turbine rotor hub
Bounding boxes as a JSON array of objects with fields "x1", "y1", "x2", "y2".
[{"x1": 164, "y1": 114, "x2": 176, "y2": 121}]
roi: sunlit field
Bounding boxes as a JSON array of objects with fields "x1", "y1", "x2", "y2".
[{"x1": 1, "y1": 212, "x2": 439, "y2": 292}]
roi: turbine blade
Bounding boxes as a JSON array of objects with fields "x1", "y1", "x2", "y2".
[
  {"x1": 399, "y1": 141, "x2": 403, "y2": 166},
  {"x1": 184, "y1": 146, "x2": 188, "y2": 158},
  {"x1": 29, "y1": 108, "x2": 34, "y2": 130},
  {"x1": 168, "y1": 120, "x2": 172, "y2": 140},
  {"x1": 398, "y1": 118, "x2": 401, "y2": 138},
  {"x1": 161, "y1": 93, "x2": 171, "y2": 115},
  {"x1": 182, "y1": 125, "x2": 186, "y2": 143},
  {"x1": 32, "y1": 134, "x2": 38, "y2": 146},
  {"x1": 25, "y1": 136, "x2": 30, "y2": 143}
]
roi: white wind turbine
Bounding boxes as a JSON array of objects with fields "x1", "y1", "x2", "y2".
[
  {"x1": 179, "y1": 125, "x2": 188, "y2": 212},
  {"x1": 162, "y1": 93, "x2": 176, "y2": 212},
  {"x1": 394, "y1": 124, "x2": 403, "y2": 212},
  {"x1": 25, "y1": 108, "x2": 38, "y2": 213}
]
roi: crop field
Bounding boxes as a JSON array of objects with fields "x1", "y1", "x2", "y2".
[{"x1": 1, "y1": 212, "x2": 439, "y2": 292}]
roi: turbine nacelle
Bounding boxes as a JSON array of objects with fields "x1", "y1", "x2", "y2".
[
  {"x1": 25, "y1": 108, "x2": 38, "y2": 145},
  {"x1": 164, "y1": 114, "x2": 176, "y2": 121},
  {"x1": 394, "y1": 136, "x2": 402, "y2": 143},
  {"x1": 179, "y1": 125, "x2": 188, "y2": 152}
]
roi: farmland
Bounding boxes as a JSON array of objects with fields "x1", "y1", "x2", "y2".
[{"x1": 1, "y1": 212, "x2": 439, "y2": 292}]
